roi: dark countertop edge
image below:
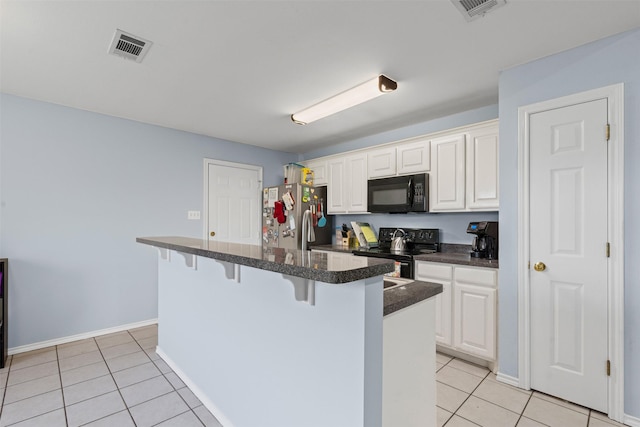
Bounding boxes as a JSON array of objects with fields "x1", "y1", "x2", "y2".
[
  {"x1": 137, "y1": 237, "x2": 395, "y2": 284},
  {"x1": 414, "y1": 253, "x2": 499, "y2": 269},
  {"x1": 384, "y1": 280, "x2": 443, "y2": 316}
]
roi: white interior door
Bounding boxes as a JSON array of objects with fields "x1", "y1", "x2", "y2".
[
  {"x1": 529, "y1": 99, "x2": 608, "y2": 412},
  {"x1": 205, "y1": 159, "x2": 262, "y2": 245}
]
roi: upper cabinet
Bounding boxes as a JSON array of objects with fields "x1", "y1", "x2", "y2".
[
  {"x1": 429, "y1": 134, "x2": 467, "y2": 211},
  {"x1": 367, "y1": 146, "x2": 397, "y2": 179},
  {"x1": 466, "y1": 124, "x2": 499, "y2": 210},
  {"x1": 367, "y1": 137, "x2": 430, "y2": 180},
  {"x1": 300, "y1": 119, "x2": 498, "y2": 214},
  {"x1": 304, "y1": 158, "x2": 328, "y2": 186},
  {"x1": 396, "y1": 138, "x2": 430, "y2": 175},
  {"x1": 430, "y1": 120, "x2": 499, "y2": 212},
  {"x1": 327, "y1": 153, "x2": 368, "y2": 214}
]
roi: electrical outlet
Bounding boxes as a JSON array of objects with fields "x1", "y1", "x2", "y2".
[{"x1": 187, "y1": 210, "x2": 201, "y2": 220}]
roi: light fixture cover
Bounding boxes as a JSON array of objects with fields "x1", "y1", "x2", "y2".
[{"x1": 291, "y1": 75, "x2": 398, "y2": 125}]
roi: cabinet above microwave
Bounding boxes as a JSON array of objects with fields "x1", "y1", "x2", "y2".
[{"x1": 368, "y1": 173, "x2": 429, "y2": 213}]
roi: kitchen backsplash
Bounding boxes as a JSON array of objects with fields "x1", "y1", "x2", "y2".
[{"x1": 332, "y1": 211, "x2": 499, "y2": 245}]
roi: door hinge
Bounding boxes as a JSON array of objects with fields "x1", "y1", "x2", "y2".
[
  {"x1": 606, "y1": 360, "x2": 611, "y2": 376},
  {"x1": 606, "y1": 242, "x2": 610, "y2": 258},
  {"x1": 606, "y1": 124, "x2": 610, "y2": 141}
]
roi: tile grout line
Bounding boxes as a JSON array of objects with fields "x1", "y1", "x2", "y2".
[
  {"x1": 437, "y1": 361, "x2": 545, "y2": 424},
  {"x1": 122, "y1": 328, "x2": 206, "y2": 426},
  {"x1": 93, "y1": 332, "x2": 141, "y2": 426},
  {"x1": 442, "y1": 368, "x2": 491, "y2": 426},
  {"x1": 54, "y1": 343, "x2": 70, "y2": 427},
  {"x1": 531, "y1": 391, "x2": 594, "y2": 419},
  {"x1": 0, "y1": 356, "x2": 10, "y2": 422}
]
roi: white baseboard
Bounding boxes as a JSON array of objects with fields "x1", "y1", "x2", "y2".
[
  {"x1": 8, "y1": 318, "x2": 158, "y2": 355},
  {"x1": 624, "y1": 414, "x2": 640, "y2": 427},
  {"x1": 156, "y1": 346, "x2": 235, "y2": 427},
  {"x1": 496, "y1": 371, "x2": 520, "y2": 388}
]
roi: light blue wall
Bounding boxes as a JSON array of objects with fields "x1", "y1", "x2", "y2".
[
  {"x1": 498, "y1": 28, "x2": 640, "y2": 417},
  {"x1": 302, "y1": 105, "x2": 500, "y2": 244},
  {"x1": 0, "y1": 94, "x2": 297, "y2": 348}
]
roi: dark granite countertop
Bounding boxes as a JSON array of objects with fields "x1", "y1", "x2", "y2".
[
  {"x1": 383, "y1": 280, "x2": 443, "y2": 316},
  {"x1": 311, "y1": 243, "x2": 499, "y2": 269},
  {"x1": 413, "y1": 252, "x2": 499, "y2": 268},
  {"x1": 137, "y1": 236, "x2": 395, "y2": 284}
]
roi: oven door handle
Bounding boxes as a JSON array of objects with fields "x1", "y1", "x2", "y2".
[{"x1": 408, "y1": 177, "x2": 414, "y2": 207}]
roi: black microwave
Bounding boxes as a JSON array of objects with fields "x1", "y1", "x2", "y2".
[{"x1": 367, "y1": 173, "x2": 429, "y2": 213}]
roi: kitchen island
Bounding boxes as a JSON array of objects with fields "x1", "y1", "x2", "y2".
[{"x1": 137, "y1": 236, "x2": 442, "y2": 427}]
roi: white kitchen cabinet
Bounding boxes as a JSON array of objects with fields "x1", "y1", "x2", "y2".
[
  {"x1": 397, "y1": 138, "x2": 430, "y2": 174},
  {"x1": 429, "y1": 134, "x2": 466, "y2": 211},
  {"x1": 466, "y1": 123, "x2": 499, "y2": 210},
  {"x1": 327, "y1": 154, "x2": 368, "y2": 214},
  {"x1": 301, "y1": 119, "x2": 497, "y2": 213},
  {"x1": 368, "y1": 138, "x2": 430, "y2": 179},
  {"x1": 415, "y1": 261, "x2": 453, "y2": 347},
  {"x1": 453, "y1": 266, "x2": 497, "y2": 360},
  {"x1": 415, "y1": 261, "x2": 497, "y2": 361},
  {"x1": 304, "y1": 159, "x2": 328, "y2": 186},
  {"x1": 368, "y1": 146, "x2": 397, "y2": 179},
  {"x1": 429, "y1": 120, "x2": 499, "y2": 212}
]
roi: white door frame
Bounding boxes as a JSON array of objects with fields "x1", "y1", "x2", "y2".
[
  {"x1": 203, "y1": 158, "x2": 263, "y2": 244},
  {"x1": 517, "y1": 84, "x2": 625, "y2": 421}
]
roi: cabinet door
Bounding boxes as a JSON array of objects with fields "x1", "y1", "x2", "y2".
[
  {"x1": 453, "y1": 283, "x2": 496, "y2": 359},
  {"x1": 305, "y1": 159, "x2": 328, "y2": 186},
  {"x1": 430, "y1": 134, "x2": 466, "y2": 211},
  {"x1": 415, "y1": 261, "x2": 453, "y2": 346},
  {"x1": 466, "y1": 124, "x2": 499, "y2": 210},
  {"x1": 327, "y1": 158, "x2": 347, "y2": 214},
  {"x1": 434, "y1": 281, "x2": 453, "y2": 346},
  {"x1": 367, "y1": 147, "x2": 396, "y2": 179},
  {"x1": 368, "y1": 147, "x2": 397, "y2": 179},
  {"x1": 397, "y1": 139, "x2": 430, "y2": 174},
  {"x1": 346, "y1": 154, "x2": 368, "y2": 213}
]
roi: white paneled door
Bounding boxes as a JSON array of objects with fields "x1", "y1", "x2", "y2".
[
  {"x1": 206, "y1": 159, "x2": 262, "y2": 245},
  {"x1": 529, "y1": 99, "x2": 608, "y2": 412}
]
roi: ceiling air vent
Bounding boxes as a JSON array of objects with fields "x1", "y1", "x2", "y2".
[
  {"x1": 108, "y1": 29, "x2": 152, "y2": 63},
  {"x1": 451, "y1": 0, "x2": 506, "y2": 21}
]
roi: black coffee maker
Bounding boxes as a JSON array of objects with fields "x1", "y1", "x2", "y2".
[{"x1": 467, "y1": 221, "x2": 498, "y2": 259}]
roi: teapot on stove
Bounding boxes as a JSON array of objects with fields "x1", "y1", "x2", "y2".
[{"x1": 391, "y1": 229, "x2": 408, "y2": 253}]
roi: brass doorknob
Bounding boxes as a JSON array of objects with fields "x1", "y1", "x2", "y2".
[
  {"x1": 533, "y1": 262, "x2": 546, "y2": 272},
  {"x1": 210, "y1": 231, "x2": 216, "y2": 237}
]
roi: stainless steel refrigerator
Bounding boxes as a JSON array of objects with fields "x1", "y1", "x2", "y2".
[{"x1": 262, "y1": 183, "x2": 333, "y2": 250}]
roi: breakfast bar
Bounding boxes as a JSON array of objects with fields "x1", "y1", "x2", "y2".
[{"x1": 137, "y1": 236, "x2": 442, "y2": 427}]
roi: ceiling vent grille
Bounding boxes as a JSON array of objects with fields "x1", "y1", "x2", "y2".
[
  {"x1": 108, "y1": 29, "x2": 152, "y2": 63},
  {"x1": 451, "y1": 0, "x2": 506, "y2": 21}
]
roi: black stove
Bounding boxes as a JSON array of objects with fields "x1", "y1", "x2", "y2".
[{"x1": 352, "y1": 228, "x2": 440, "y2": 279}]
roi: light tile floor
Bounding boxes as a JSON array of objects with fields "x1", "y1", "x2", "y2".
[
  {"x1": 436, "y1": 352, "x2": 629, "y2": 427},
  {"x1": 0, "y1": 325, "x2": 222, "y2": 426},
  {"x1": 0, "y1": 328, "x2": 629, "y2": 427}
]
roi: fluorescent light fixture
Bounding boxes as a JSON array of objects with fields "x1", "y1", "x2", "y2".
[{"x1": 291, "y1": 75, "x2": 398, "y2": 125}]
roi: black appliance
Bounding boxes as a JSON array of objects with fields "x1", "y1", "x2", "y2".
[
  {"x1": 367, "y1": 174, "x2": 428, "y2": 213},
  {"x1": 352, "y1": 227, "x2": 439, "y2": 279},
  {"x1": 467, "y1": 221, "x2": 498, "y2": 259}
]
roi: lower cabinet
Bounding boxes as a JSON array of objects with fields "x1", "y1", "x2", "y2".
[{"x1": 415, "y1": 260, "x2": 497, "y2": 361}]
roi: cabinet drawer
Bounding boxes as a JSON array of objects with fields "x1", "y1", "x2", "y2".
[
  {"x1": 455, "y1": 267, "x2": 496, "y2": 287},
  {"x1": 415, "y1": 262, "x2": 452, "y2": 281}
]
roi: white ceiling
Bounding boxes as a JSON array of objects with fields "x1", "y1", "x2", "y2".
[{"x1": 1, "y1": 1, "x2": 639, "y2": 153}]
